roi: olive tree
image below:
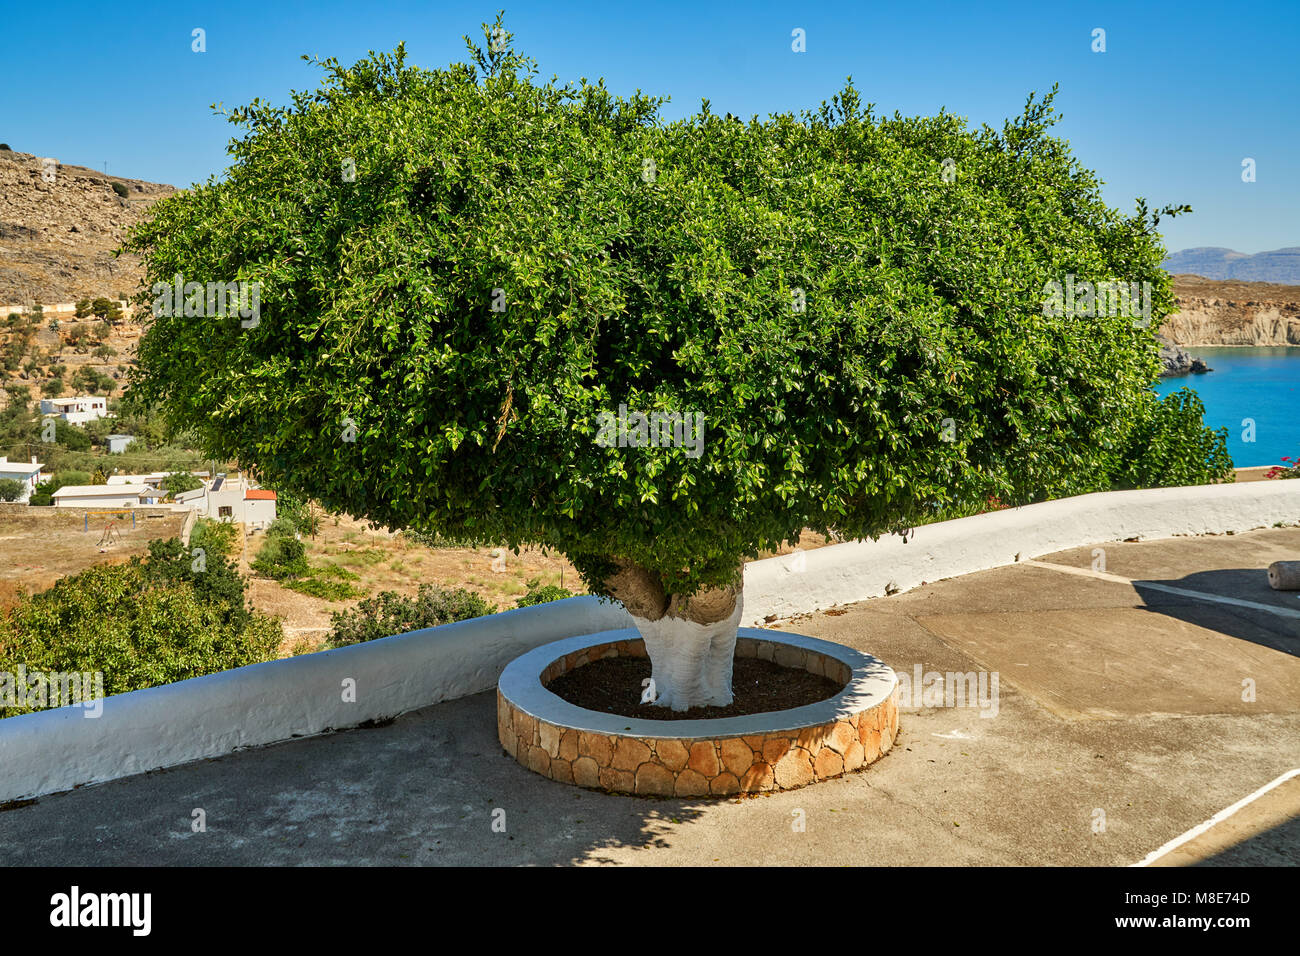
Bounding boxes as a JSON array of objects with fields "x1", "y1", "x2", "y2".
[{"x1": 126, "y1": 18, "x2": 1223, "y2": 710}]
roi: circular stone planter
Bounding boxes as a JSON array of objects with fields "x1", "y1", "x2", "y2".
[{"x1": 497, "y1": 627, "x2": 900, "y2": 797}]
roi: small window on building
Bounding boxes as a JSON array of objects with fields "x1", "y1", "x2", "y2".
[{"x1": 218, "y1": 506, "x2": 232, "y2": 518}]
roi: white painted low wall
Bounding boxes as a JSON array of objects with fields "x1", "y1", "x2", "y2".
[
  {"x1": 743, "y1": 479, "x2": 1300, "y2": 625},
  {"x1": 2, "y1": 479, "x2": 1298, "y2": 802},
  {"x1": 0, "y1": 597, "x2": 632, "y2": 803}
]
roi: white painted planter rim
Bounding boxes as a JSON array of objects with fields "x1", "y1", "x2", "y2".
[
  {"x1": 500, "y1": 627, "x2": 896, "y2": 739},
  {"x1": 2, "y1": 478, "x2": 1298, "y2": 802}
]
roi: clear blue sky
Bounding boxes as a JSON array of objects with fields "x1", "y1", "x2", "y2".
[{"x1": 3, "y1": 0, "x2": 1296, "y2": 254}]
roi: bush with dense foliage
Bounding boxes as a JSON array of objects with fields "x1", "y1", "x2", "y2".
[
  {"x1": 250, "y1": 531, "x2": 309, "y2": 580},
  {"x1": 91, "y1": 297, "x2": 123, "y2": 322},
  {"x1": 324, "y1": 585, "x2": 494, "y2": 648},
  {"x1": 275, "y1": 492, "x2": 318, "y2": 538},
  {"x1": 160, "y1": 471, "x2": 204, "y2": 495},
  {"x1": 283, "y1": 563, "x2": 366, "y2": 600},
  {"x1": 52, "y1": 470, "x2": 91, "y2": 489},
  {"x1": 139, "y1": 537, "x2": 252, "y2": 625},
  {"x1": 0, "y1": 543, "x2": 281, "y2": 718},
  {"x1": 49, "y1": 418, "x2": 91, "y2": 451},
  {"x1": 189, "y1": 516, "x2": 239, "y2": 558},
  {"x1": 1104, "y1": 388, "x2": 1233, "y2": 490},
  {"x1": 0, "y1": 477, "x2": 25, "y2": 501},
  {"x1": 515, "y1": 583, "x2": 574, "y2": 608}
]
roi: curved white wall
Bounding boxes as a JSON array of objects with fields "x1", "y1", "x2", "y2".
[
  {"x1": 2, "y1": 479, "x2": 1298, "y2": 802},
  {"x1": 743, "y1": 479, "x2": 1300, "y2": 625}
]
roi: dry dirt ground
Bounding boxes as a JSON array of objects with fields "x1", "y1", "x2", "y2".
[
  {"x1": 242, "y1": 515, "x2": 833, "y2": 655},
  {"x1": 0, "y1": 504, "x2": 183, "y2": 606},
  {"x1": 0, "y1": 502, "x2": 832, "y2": 656}
]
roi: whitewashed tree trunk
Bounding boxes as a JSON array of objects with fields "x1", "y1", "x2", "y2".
[
  {"x1": 630, "y1": 599, "x2": 743, "y2": 711},
  {"x1": 605, "y1": 560, "x2": 744, "y2": 712}
]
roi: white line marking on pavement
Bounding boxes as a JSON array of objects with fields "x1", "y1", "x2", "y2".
[
  {"x1": 1130, "y1": 768, "x2": 1300, "y2": 867},
  {"x1": 1021, "y1": 560, "x2": 1300, "y2": 621}
]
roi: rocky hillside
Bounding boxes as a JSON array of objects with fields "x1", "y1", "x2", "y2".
[
  {"x1": 0, "y1": 145, "x2": 175, "y2": 305},
  {"x1": 1162, "y1": 275, "x2": 1300, "y2": 347}
]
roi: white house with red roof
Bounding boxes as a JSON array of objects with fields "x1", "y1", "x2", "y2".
[{"x1": 197, "y1": 474, "x2": 277, "y2": 529}]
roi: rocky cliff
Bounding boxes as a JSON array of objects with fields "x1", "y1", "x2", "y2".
[{"x1": 1161, "y1": 275, "x2": 1300, "y2": 347}]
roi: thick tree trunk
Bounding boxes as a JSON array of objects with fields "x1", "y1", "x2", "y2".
[{"x1": 605, "y1": 562, "x2": 743, "y2": 711}]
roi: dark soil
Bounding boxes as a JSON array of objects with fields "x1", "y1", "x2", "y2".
[{"x1": 546, "y1": 656, "x2": 843, "y2": 721}]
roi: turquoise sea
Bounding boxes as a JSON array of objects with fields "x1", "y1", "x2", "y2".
[{"x1": 1153, "y1": 346, "x2": 1300, "y2": 468}]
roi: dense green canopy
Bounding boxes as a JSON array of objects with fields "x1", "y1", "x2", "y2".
[{"x1": 126, "y1": 18, "x2": 1229, "y2": 599}]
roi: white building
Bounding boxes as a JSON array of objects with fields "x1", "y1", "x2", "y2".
[
  {"x1": 50, "y1": 484, "x2": 161, "y2": 508},
  {"x1": 0, "y1": 456, "x2": 46, "y2": 503},
  {"x1": 39, "y1": 396, "x2": 108, "y2": 425},
  {"x1": 105, "y1": 434, "x2": 136, "y2": 454},
  {"x1": 198, "y1": 474, "x2": 277, "y2": 529}
]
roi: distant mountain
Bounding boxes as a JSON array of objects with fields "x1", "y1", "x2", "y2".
[{"x1": 1163, "y1": 247, "x2": 1300, "y2": 285}]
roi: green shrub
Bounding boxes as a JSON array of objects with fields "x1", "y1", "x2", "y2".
[
  {"x1": 283, "y1": 575, "x2": 367, "y2": 600},
  {"x1": 324, "y1": 585, "x2": 495, "y2": 648},
  {"x1": 251, "y1": 533, "x2": 309, "y2": 580},
  {"x1": 189, "y1": 517, "x2": 239, "y2": 559},
  {"x1": 1105, "y1": 389, "x2": 1234, "y2": 490},
  {"x1": 54, "y1": 469, "x2": 91, "y2": 487},
  {"x1": 0, "y1": 478, "x2": 25, "y2": 501},
  {"x1": 51, "y1": 419, "x2": 91, "y2": 451},
  {"x1": 315, "y1": 564, "x2": 360, "y2": 581},
  {"x1": 0, "y1": 556, "x2": 282, "y2": 718},
  {"x1": 263, "y1": 516, "x2": 299, "y2": 539},
  {"x1": 110, "y1": 182, "x2": 129, "y2": 198},
  {"x1": 514, "y1": 583, "x2": 574, "y2": 607},
  {"x1": 275, "y1": 492, "x2": 317, "y2": 537},
  {"x1": 160, "y1": 471, "x2": 203, "y2": 495},
  {"x1": 27, "y1": 479, "x2": 58, "y2": 506},
  {"x1": 74, "y1": 299, "x2": 93, "y2": 318},
  {"x1": 140, "y1": 537, "x2": 251, "y2": 625}
]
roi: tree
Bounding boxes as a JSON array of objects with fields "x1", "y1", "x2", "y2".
[
  {"x1": 72, "y1": 366, "x2": 114, "y2": 395},
  {"x1": 28, "y1": 472, "x2": 89, "y2": 506},
  {"x1": 126, "y1": 19, "x2": 1228, "y2": 710},
  {"x1": 51, "y1": 418, "x2": 91, "y2": 451},
  {"x1": 90, "y1": 297, "x2": 123, "y2": 323},
  {"x1": 0, "y1": 551, "x2": 281, "y2": 718},
  {"x1": 55, "y1": 470, "x2": 91, "y2": 487},
  {"x1": 161, "y1": 470, "x2": 203, "y2": 495},
  {"x1": 0, "y1": 478, "x2": 24, "y2": 502},
  {"x1": 28, "y1": 479, "x2": 59, "y2": 507}
]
